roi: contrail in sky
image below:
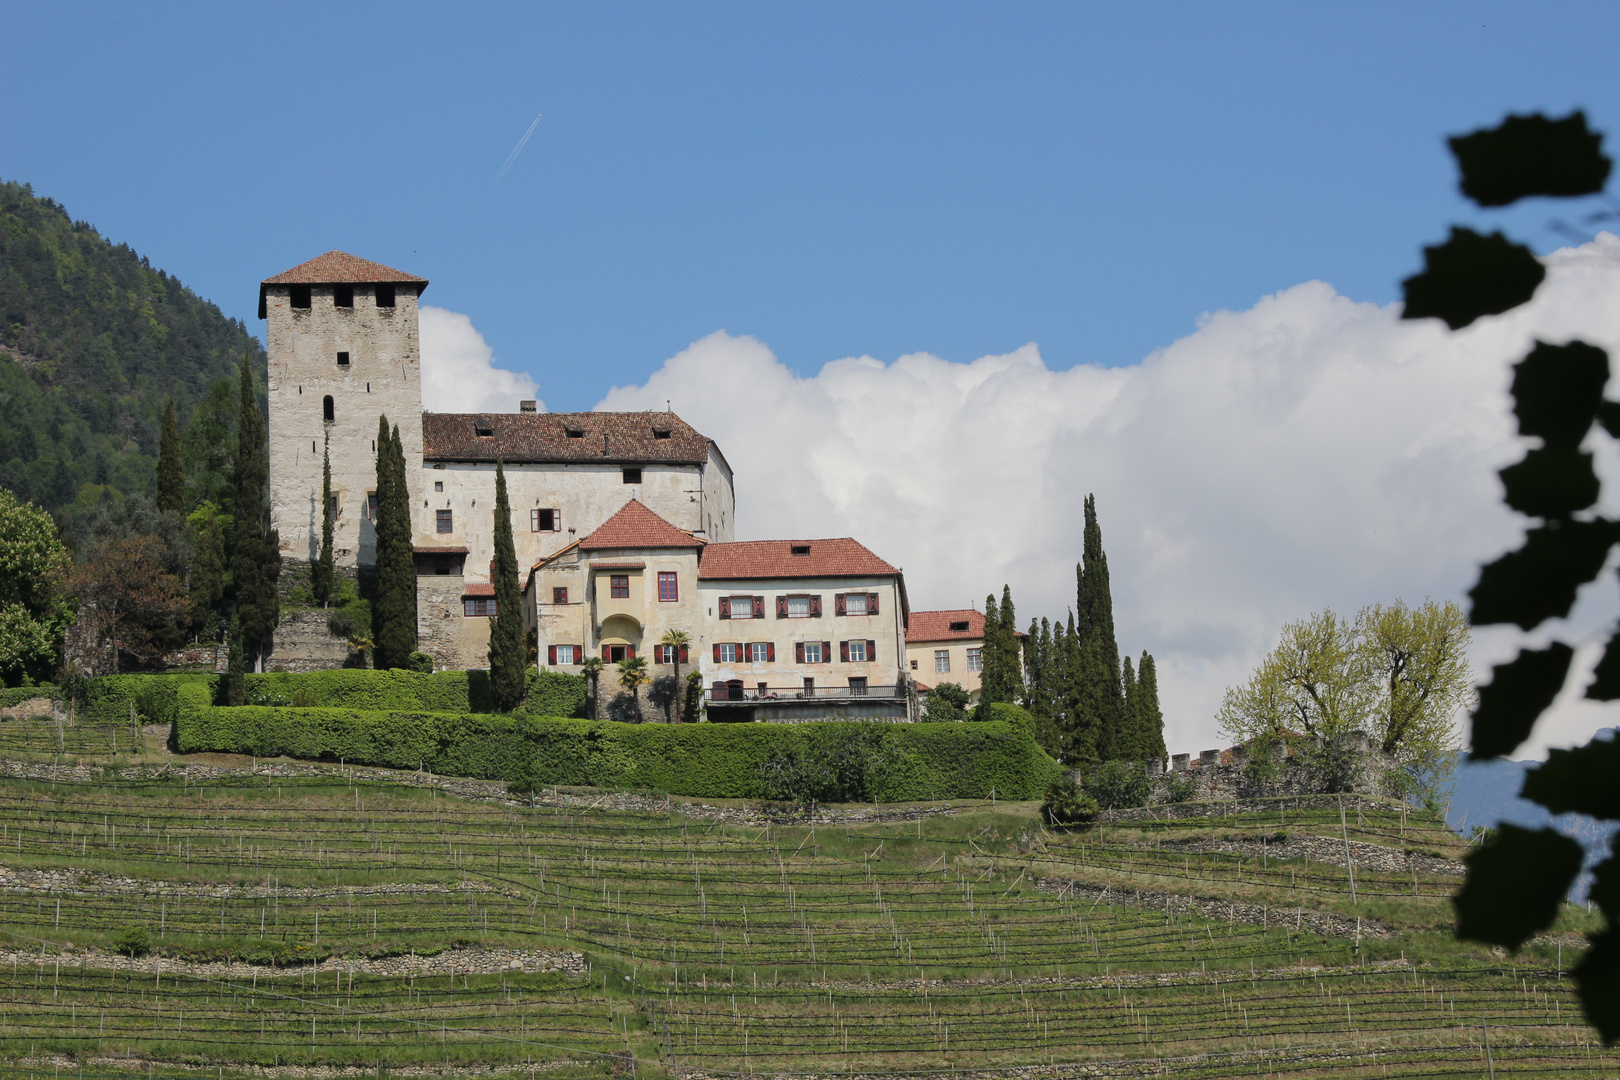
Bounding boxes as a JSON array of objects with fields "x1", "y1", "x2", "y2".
[{"x1": 495, "y1": 112, "x2": 543, "y2": 183}]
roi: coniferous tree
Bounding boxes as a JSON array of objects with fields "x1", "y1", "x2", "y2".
[
  {"x1": 488, "y1": 460, "x2": 526, "y2": 711},
  {"x1": 1074, "y1": 494, "x2": 1124, "y2": 759},
  {"x1": 1060, "y1": 610, "x2": 1097, "y2": 761},
  {"x1": 224, "y1": 608, "x2": 245, "y2": 706},
  {"x1": 371, "y1": 417, "x2": 418, "y2": 670},
  {"x1": 230, "y1": 352, "x2": 280, "y2": 670},
  {"x1": 312, "y1": 434, "x2": 335, "y2": 607},
  {"x1": 1137, "y1": 650, "x2": 1167, "y2": 761},
  {"x1": 156, "y1": 399, "x2": 184, "y2": 517},
  {"x1": 189, "y1": 512, "x2": 226, "y2": 639},
  {"x1": 1120, "y1": 654, "x2": 1140, "y2": 759},
  {"x1": 977, "y1": 586, "x2": 1025, "y2": 710}
]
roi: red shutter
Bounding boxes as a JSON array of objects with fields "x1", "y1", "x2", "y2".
[
  {"x1": 753, "y1": 596, "x2": 764, "y2": 619},
  {"x1": 821, "y1": 641, "x2": 830, "y2": 663},
  {"x1": 839, "y1": 640, "x2": 849, "y2": 662},
  {"x1": 626, "y1": 645, "x2": 635, "y2": 659},
  {"x1": 811, "y1": 595, "x2": 823, "y2": 617},
  {"x1": 712, "y1": 681, "x2": 725, "y2": 699},
  {"x1": 548, "y1": 645, "x2": 557, "y2": 664},
  {"x1": 718, "y1": 596, "x2": 730, "y2": 619},
  {"x1": 680, "y1": 645, "x2": 689, "y2": 664},
  {"x1": 835, "y1": 594, "x2": 846, "y2": 616},
  {"x1": 795, "y1": 642, "x2": 805, "y2": 663},
  {"x1": 868, "y1": 593, "x2": 880, "y2": 615},
  {"x1": 713, "y1": 643, "x2": 722, "y2": 662},
  {"x1": 776, "y1": 595, "x2": 787, "y2": 618},
  {"x1": 868, "y1": 640, "x2": 877, "y2": 664},
  {"x1": 766, "y1": 642, "x2": 776, "y2": 661},
  {"x1": 602, "y1": 645, "x2": 612, "y2": 660}
]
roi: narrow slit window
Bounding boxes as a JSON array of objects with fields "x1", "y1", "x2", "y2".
[{"x1": 322, "y1": 395, "x2": 334, "y2": 424}]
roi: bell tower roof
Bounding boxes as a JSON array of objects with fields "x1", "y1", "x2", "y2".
[{"x1": 259, "y1": 251, "x2": 427, "y2": 317}]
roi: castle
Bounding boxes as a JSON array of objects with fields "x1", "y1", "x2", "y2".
[{"x1": 261, "y1": 252, "x2": 924, "y2": 719}]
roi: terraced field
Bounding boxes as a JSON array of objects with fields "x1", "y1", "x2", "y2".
[{"x1": 0, "y1": 706, "x2": 1609, "y2": 1078}]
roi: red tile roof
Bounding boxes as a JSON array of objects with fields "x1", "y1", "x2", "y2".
[
  {"x1": 698, "y1": 538, "x2": 898, "y2": 580},
  {"x1": 906, "y1": 609, "x2": 985, "y2": 643},
  {"x1": 579, "y1": 500, "x2": 704, "y2": 552},
  {"x1": 259, "y1": 251, "x2": 428, "y2": 317},
  {"x1": 462, "y1": 583, "x2": 496, "y2": 597},
  {"x1": 589, "y1": 561, "x2": 647, "y2": 570},
  {"x1": 422, "y1": 411, "x2": 719, "y2": 466}
]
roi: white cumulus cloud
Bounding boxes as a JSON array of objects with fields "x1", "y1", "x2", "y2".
[
  {"x1": 419, "y1": 305, "x2": 541, "y2": 413},
  {"x1": 597, "y1": 235, "x2": 1620, "y2": 760}
]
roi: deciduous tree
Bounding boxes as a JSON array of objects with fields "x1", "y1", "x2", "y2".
[
  {"x1": 0, "y1": 488, "x2": 73, "y2": 685},
  {"x1": 68, "y1": 535, "x2": 189, "y2": 673}
]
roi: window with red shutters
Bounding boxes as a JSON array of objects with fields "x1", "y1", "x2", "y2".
[
  {"x1": 868, "y1": 593, "x2": 880, "y2": 615},
  {"x1": 547, "y1": 645, "x2": 557, "y2": 664},
  {"x1": 766, "y1": 642, "x2": 775, "y2": 661},
  {"x1": 810, "y1": 595, "x2": 823, "y2": 617},
  {"x1": 718, "y1": 596, "x2": 731, "y2": 620},
  {"x1": 868, "y1": 639, "x2": 877, "y2": 663},
  {"x1": 713, "y1": 643, "x2": 722, "y2": 662},
  {"x1": 821, "y1": 641, "x2": 831, "y2": 663},
  {"x1": 835, "y1": 594, "x2": 846, "y2": 616},
  {"x1": 840, "y1": 640, "x2": 850, "y2": 662},
  {"x1": 794, "y1": 642, "x2": 805, "y2": 663},
  {"x1": 602, "y1": 645, "x2": 612, "y2": 660},
  {"x1": 680, "y1": 645, "x2": 689, "y2": 664},
  {"x1": 776, "y1": 596, "x2": 788, "y2": 618}
]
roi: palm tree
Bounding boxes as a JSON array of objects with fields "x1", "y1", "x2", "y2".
[
  {"x1": 618, "y1": 655, "x2": 650, "y2": 723},
  {"x1": 659, "y1": 629, "x2": 692, "y2": 723},
  {"x1": 581, "y1": 655, "x2": 604, "y2": 720}
]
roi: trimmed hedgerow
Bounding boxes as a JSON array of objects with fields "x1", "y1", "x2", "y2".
[
  {"x1": 174, "y1": 690, "x2": 1061, "y2": 802},
  {"x1": 0, "y1": 685, "x2": 59, "y2": 709},
  {"x1": 81, "y1": 668, "x2": 587, "y2": 723}
]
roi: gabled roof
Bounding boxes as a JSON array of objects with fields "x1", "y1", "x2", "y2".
[
  {"x1": 698, "y1": 538, "x2": 898, "y2": 580},
  {"x1": 422, "y1": 411, "x2": 719, "y2": 467},
  {"x1": 906, "y1": 609, "x2": 985, "y2": 643},
  {"x1": 578, "y1": 500, "x2": 704, "y2": 552},
  {"x1": 259, "y1": 251, "x2": 428, "y2": 317}
]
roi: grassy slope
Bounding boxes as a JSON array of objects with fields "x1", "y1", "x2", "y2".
[{"x1": 0, "y1": 710, "x2": 1610, "y2": 1079}]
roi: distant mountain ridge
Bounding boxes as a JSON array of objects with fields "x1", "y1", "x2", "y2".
[{"x1": 0, "y1": 180, "x2": 265, "y2": 515}]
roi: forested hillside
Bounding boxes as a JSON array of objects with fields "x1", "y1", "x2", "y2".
[{"x1": 0, "y1": 180, "x2": 263, "y2": 516}]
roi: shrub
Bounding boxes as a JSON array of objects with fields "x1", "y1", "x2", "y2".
[
  {"x1": 922, "y1": 682, "x2": 971, "y2": 723},
  {"x1": 1161, "y1": 771, "x2": 1198, "y2": 804},
  {"x1": 406, "y1": 651, "x2": 434, "y2": 674},
  {"x1": 0, "y1": 684, "x2": 58, "y2": 709},
  {"x1": 1083, "y1": 759, "x2": 1153, "y2": 810},
  {"x1": 1043, "y1": 776, "x2": 1099, "y2": 825},
  {"x1": 112, "y1": 927, "x2": 150, "y2": 958}
]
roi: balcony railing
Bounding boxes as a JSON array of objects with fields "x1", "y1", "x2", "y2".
[{"x1": 706, "y1": 685, "x2": 903, "y2": 703}]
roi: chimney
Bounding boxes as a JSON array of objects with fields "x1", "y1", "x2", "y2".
[{"x1": 519, "y1": 400, "x2": 537, "y2": 413}]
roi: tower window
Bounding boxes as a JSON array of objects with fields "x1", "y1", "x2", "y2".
[
  {"x1": 337, "y1": 351, "x2": 350, "y2": 366},
  {"x1": 333, "y1": 285, "x2": 354, "y2": 308},
  {"x1": 289, "y1": 285, "x2": 311, "y2": 309},
  {"x1": 434, "y1": 481, "x2": 444, "y2": 492},
  {"x1": 375, "y1": 284, "x2": 396, "y2": 307},
  {"x1": 322, "y1": 395, "x2": 334, "y2": 424},
  {"x1": 622, "y1": 468, "x2": 642, "y2": 484},
  {"x1": 436, "y1": 509, "x2": 453, "y2": 533}
]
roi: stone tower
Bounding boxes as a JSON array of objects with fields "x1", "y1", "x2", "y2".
[{"x1": 259, "y1": 252, "x2": 429, "y2": 568}]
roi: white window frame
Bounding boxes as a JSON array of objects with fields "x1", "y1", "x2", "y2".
[
  {"x1": 555, "y1": 644, "x2": 577, "y2": 665},
  {"x1": 787, "y1": 595, "x2": 811, "y2": 618},
  {"x1": 967, "y1": 647, "x2": 984, "y2": 672},
  {"x1": 848, "y1": 639, "x2": 868, "y2": 663},
  {"x1": 844, "y1": 593, "x2": 868, "y2": 615},
  {"x1": 748, "y1": 642, "x2": 770, "y2": 663},
  {"x1": 717, "y1": 642, "x2": 740, "y2": 663},
  {"x1": 803, "y1": 641, "x2": 823, "y2": 664},
  {"x1": 730, "y1": 596, "x2": 754, "y2": 619},
  {"x1": 935, "y1": 649, "x2": 950, "y2": 674}
]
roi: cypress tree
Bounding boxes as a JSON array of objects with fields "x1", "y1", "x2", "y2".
[
  {"x1": 371, "y1": 417, "x2": 418, "y2": 670},
  {"x1": 1137, "y1": 651, "x2": 1167, "y2": 761},
  {"x1": 1120, "y1": 654, "x2": 1140, "y2": 759},
  {"x1": 230, "y1": 352, "x2": 280, "y2": 669},
  {"x1": 190, "y1": 512, "x2": 227, "y2": 638},
  {"x1": 312, "y1": 433, "x2": 335, "y2": 607},
  {"x1": 1075, "y1": 494, "x2": 1124, "y2": 759},
  {"x1": 157, "y1": 398, "x2": 184, "y2": 517},
  {"x1": 224, "y1": 608, "x2": 245, "y2": 706},
  {"x1": 488, "y1": 460, "x2": 526, "y2": 711},
  {"x1": 1060, "y1": 610, "x2": 1097, "y2": 761}
]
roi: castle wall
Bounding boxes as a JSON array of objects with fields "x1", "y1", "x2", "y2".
[
  {"x1": 264, "y1": 284, "x2": 424, "y2": 568},
  {"x1": 700, "y1": 445, "x2": 736, "y2": 543}
]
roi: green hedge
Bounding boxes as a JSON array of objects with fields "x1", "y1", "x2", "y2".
[
  {"x1": 174, "y1": 690, "x2": 1061, "y2": 802},
  {"x1": 81, "y1": 668, "x2": 587, "y2": 723},
  {"x1": 0, "y1": 685, "x2": 59, "y2": 709}
]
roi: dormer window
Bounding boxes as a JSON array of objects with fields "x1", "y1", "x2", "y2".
[
  {"x1": 950, "y1": 620, "x2": 970, "y2": 632},
  {"x1": 791, "y1": 545, "x2": 811, "y2": 556},
  {"x1": 566, "y1": 428, "x2": 584, "y2": 439},
  {"x1": 653, "y1": 429, "x2": 671, "y2": 440},
  {"x1": 475, "y1": 426, "x2": 494, "y2": 438}
]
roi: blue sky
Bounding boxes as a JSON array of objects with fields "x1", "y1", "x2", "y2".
[{"x1": 6, "y1": 2, "x2": 1620, "y2": 410}]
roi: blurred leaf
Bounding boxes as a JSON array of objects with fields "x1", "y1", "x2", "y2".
[
  {"x1": 1599, "y1": 401, "x2": 1620, "y2": 440},
  {"x1": 1450, "y1": 111, "x2": 1611, "y2": 207},
  {"x1": 1588, "y1": 626, "x2": 1620, "y2": 701},
  {"x1": 1469, "y1": 519, "x2": 1618, "y2": 630},
  {"x1": 1574, "y1": 928, "x2": 1620, "y2": 1045},
  {"x1": 1591, "y1": 855, "x2": 1620, "y2": 920},
  {"x1": 1499, "y1": 446, "x2": 1599, "y2": 519},
  {"x1": 1511, "y1": 341, "x2": 1610, "y2": 446},
  {"x1": 1522, "y1": 737, "x2": 1620, "y2": 818},
  {"x1": 1455, "y1": 824, "x2": 1583, "y2": 947},
  {"x1": 1470, "y1": 642, "x2": 1573, "y2": 758},
  {"x1": 1402, "y1": 228, "x2": 1545, "y2": 329}
]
